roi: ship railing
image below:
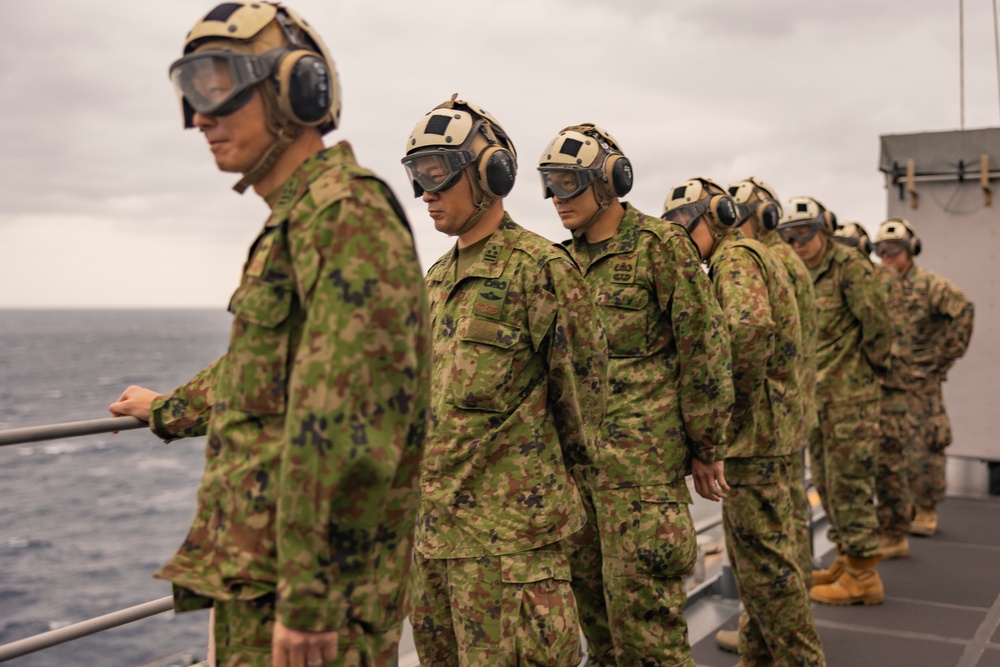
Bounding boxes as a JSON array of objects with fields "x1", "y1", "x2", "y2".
[{"x1": 0, "y1": 417, "x2": 824, "y2": 664}]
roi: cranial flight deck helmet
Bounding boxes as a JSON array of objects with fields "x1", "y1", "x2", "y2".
[
  {"x1": 727, "y1": 176, "x2": 783, "y2": 235},
  {"x1": 661, "y1": 177, "x2": 740, "y2": 238},
  {"x1": 537, "y1": 124, "x2": 634, "y2": 235},
  {"x1": 833, "y1": 221, "x2": 874, "y2": 256},
  {"x1": 402, "y1": 95, "x2": 518, "y2": 236},
  {"x1": 874, "y1": 217, "x2": 922, "y2": 257},
  {"x1": 776, "y1": 196, "x2": 838, "y2": 246},
  {"x1": 169, "y1": 1, "x2": 341, "y2": 192}
]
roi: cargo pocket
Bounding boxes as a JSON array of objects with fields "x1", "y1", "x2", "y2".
[
  {"x1": 635, "y1": 485, "x2": 697, "y2": 579},
  {"x1": 595, "y1": 286, "x2": 651, "y2": 357},
  {"x1": 448, "y1": 317, "x2": 522, "y2": 413},
  {"x1": 226, "y1": 276, "x2": 294, "y2": 414},
  {"x1": 500, "y1": 550, "x2": 581, "y2": 667}
]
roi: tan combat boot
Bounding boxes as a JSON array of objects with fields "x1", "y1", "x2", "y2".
[
  {"x1": 875, "y1": 533, "x2": 910, "y2": 559},
  {"x1": 715, "y1": 628, "x2": 738, "y2": 653},
  {"x1": 811, "y1": 549, "x2": 846, "y2": 586},
  {"x1": 909, "y1": 507, "x2": 938, "y2": 536},
  {"x1": 810, "y1": 555, "x2": 884, "y2": 605}
]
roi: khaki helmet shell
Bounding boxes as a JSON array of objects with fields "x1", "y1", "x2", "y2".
[
  {"x1": 875, "y1": 217, "x2": 915, "y2": 242},
  {"x1": 834, "y1": 221, "x2": 868, "y2": 242},
  {"x1": 182, "y1": 1, "x2": 341, "y2": 133}
]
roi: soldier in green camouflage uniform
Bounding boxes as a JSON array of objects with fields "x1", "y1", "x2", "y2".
[
  {"x1": 874, "y1": 219, "x2": 974, "y2": 537},
  {"x1": 666, "y1": 178, "x2": 825, "y2": 666},
  {"x1": 110, "y1": 4, "x2": 430, "y2": 667},
  {"x1": 834, "y1": 223, "x2": 915, "y2": 559},
  {"x1": 540, "y1": 128, "x2": 733, "y2": 667},
  {"x1": 403, "y1": 102, "x2": 607, "y2": 667},
  {"x1": 777, "y1": 198, "x2": 892, "y2": 607}
]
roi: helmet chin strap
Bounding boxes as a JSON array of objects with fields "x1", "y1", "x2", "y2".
[
  {"x1": 571, "y1": 181, "x2": 614, "y2": 239},
  {"x1": 454, "y1": 165, "x2": 498, "y2": 237},
  {"x1": 232, "y1": 84, "x2": 302, "y2": 194}
]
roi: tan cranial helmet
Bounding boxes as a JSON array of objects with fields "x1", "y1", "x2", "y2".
[
  {"x1": 662, "y1": 177, "x2": 740, "y2": 237},
  {"x1": 833, "y1": 221, "x2": 873, "y2": 255},
  {"x1": 727, "y1": 176, "x2": 782, "y2": 234},
  {"x1": 402, "y1": 95, "x2": 517, "y2": 235},
  {"x1": 875, "y1": 217, "x2": 922, "y2": 256},
  {"x1": 778, "y1": 196, "x2": 838, "y2": 236},
  {"x1": 169, "y1": 1, "x2": 341, "y2": 192}
]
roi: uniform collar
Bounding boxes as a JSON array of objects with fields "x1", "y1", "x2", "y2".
[
  {"x1": 263, "y1": 141, "x2": 357, "y2": 226},
  {"x1": 567, "y1": 201, "x2": 645, "y2": 266},
  {"x1": 427, "y1": 214, "x2": 522, "y2": 286}
]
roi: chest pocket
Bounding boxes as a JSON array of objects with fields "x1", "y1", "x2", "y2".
[
  {"x1": 595, "y1": 285, "x2": 651, "y2": 357},
  {"x1": 226, "y1": 237, "x2": 296, "y2": 415},
  {"x1": 449, "y1": 316, "x2": 523, "y2": 413}
]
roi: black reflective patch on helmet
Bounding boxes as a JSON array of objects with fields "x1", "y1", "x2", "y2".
[
  {"x1": 559, "y1": 138, "x2": 583, "y2": 157},
  {"x1": 797, "y1": 202, "x2": 809, "y2": 212},
  {"x1": 672, "y1": 186, "x2": 687, "y2": 201},
  {"x1": 425, "y1": 115, "x2": 452, "y2": 136},
  {"x1": 728, "y1": 185, "x2": 739, "y2": 196},
  {"x1": 204, "y1": 3, "x2": 243, "y2": 22}
]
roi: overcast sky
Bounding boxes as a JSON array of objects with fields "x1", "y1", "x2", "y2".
[{"x1": 2, "y1": 0, "x2": 1000, "y2": 307}]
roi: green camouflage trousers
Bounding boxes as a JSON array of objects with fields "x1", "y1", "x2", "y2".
[
  {"x1": 723, "y1": 456, "x2": 826, "y2": 667},
  {"x1": 565, "y1": 468, "x2": 615, "y2": 667},
  {"x1": 409, "y1": 545, "x2": 582, "y2": 667},
  {"x1": 787, "y1": 448, "x2": 813, "y2": 579},
  {"x1": 210, "y1": 594, "x2": 400, "y2": 667},
  {"x1": 589, "y1": 483, "x2": 697, "y2": 667},
  {"x1": 908, "y1": 380, "x2": 952, "y2": 510},
  {"x1": 810, "y1": 400, "x2": 880, "y2": 557},
  {"x1": 877, "y1": 387, "x2": 914, "y2": 538}
]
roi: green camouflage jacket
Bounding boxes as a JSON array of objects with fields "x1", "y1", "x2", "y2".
[
  {"x1": 563, "y1": 203, "x2": 733, "y2": 489},
  {"x1": 872, "y1": 263, "x2": 914, "y2": 390},
  {"x1": 901, "y1": 264, "x2": 974, "y2": 382},
  {"x1": 708, "y1": 231, "x2": 803, "y2": 461},
  {"x1": 809, "y1": 240, "x2": 891, "y2": 403},
  {"x1": 148, "y1": 142, "x2": 431, "y2": 634},
  {"x1": 763, "y1": 231, "x2": 819, "y2": 432},
  {"x1": 419, "y1": 215, "x2": 607, "y2": 558}
]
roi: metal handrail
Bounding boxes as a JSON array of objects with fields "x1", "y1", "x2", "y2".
[
  {"x1": 0, "y1": 596, "x2": 174, "y2": 662},
  {"x1": 0, "y1": 416, "x2": 146, "y2": 447}
]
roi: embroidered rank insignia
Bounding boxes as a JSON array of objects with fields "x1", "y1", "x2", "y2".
[{"x1": 473, "y1": 278, "x2": 509, "y2": 320}]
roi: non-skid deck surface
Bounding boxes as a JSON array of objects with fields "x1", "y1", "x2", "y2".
[{"x1": 691, "y1": 497, "x2": 1000, "y2": 667}]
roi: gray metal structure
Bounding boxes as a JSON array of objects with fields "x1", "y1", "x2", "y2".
[{"x1": 879, "y1": 127, "x2": 1000, "y2": 463}]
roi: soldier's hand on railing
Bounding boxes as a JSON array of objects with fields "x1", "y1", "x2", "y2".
[{"x1": 109, "y1": 385, "x2": 162, "y2": 423}]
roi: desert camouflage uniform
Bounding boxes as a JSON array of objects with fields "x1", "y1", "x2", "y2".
[
  {"x1": 762, "y1": 231, "x2": 819, "y2": 578},
  {"x1": 709, "y1": 231, "x2": 825, "y2": 667},
  {"x1": 809, "y1": 241, "x2": 891, "y2": 558},
  {"x1": 900, "y1": 264, "x2": 974, "y2": 512},
  {"x1": 409, "y1": 215, "x2": 608, "y2": 667},
  {"x1": 872, "y1": 263, "x2": 916, "y2": 539},
  {"x1": 149, "y1": 142, "x2": 431, "y2": 667},
  {"x1": 562, "y1": 203, "x2": 734, "y2": 667}
]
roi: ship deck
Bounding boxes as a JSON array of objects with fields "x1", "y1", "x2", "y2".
[{"x1": 689, "y1": 496, "x2": 1000, "y2": 667}]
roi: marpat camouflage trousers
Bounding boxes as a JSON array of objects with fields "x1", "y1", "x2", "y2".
[
  {"x1": 908, "y1": 379, "x2": 952, "y2": 510},
  {"x1": 877, "y1": 387, "x2": 914, "y2": 537},
  {"x1": 211, "y1": 594, "x2": 400, "y2": 667},
  {"x1": 810, "y1": 400, "x2": 880, "y2": 557},
  {"x1": 409, "y1": 545, "x2": 582, "y2": 667},
  {"x1": 724, "y1": 456, "x2": 826, "y2": 667}
]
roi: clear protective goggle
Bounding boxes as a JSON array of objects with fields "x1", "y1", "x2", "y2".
[
  {"x1": 662, "y1": 199, "x2": 715, "y2": 233},
  {"x1": 401, "y1": 148, "x2": 475, "y2": 197},
  {"x1": 874, "y1": 240, "x2": 907, "y2": 257},
  {"x1": 778, "y1": 221, "x2": 822, "y2": 245},
  {"x1": 538, "y1": 167, "x2": 598, "y2": 200},
  {"x1": 169, "y1": 50, "x2": 275, "y2": 118}
]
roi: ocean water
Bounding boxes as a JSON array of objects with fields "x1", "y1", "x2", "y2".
[{"x1": 0, "y1": 309, "x2": 233, "y2": 667}]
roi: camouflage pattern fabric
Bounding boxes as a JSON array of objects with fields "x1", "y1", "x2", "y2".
[
  {"x1": 212, "y1": 594, "x2": 401, "y2": 667},
  {"x1": 808, "y1": 241, "x2": 891, "y2": 558},
  {"x1": 900, "y1": 264, "x2": 974, "y2": 511},
  {"x1": 723, "y1": 457, "x2": 826, "y2": 667},
  {"x1": 149, "y1": 142, "x2": 431, "y2": 646},
  {"x1": 417, "y1": 214, "x2": 607, "y2": 559},
  {"x1": 872, "y1": 263, "x2": 915, "y2": 537},
  {"x1": 412, "y1": 215, "x2": 606, "y2": 663},
  {"x1": 409, "y1": 546, "x2": 582, "y2": 667},
  {"x1": 761, "y1": 231, "x2": 818, "y2": 580},
  {"x1": 562, "y1": 203, "x2": 733, "y2": 667},
  {"x1": 708, "y1": 232, "x2": 824, "y2": 666}
]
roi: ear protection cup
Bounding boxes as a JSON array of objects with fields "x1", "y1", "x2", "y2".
[
  {"x1": 759, "y1": 201, "x2": 780, "y2": 230},
  {"x1": 478, "y1": 144, "x2": 517, "y2": 198},
  {"x1": 861, "y1": 237, "x2": 874, "y2": 255},
  {"x1": 605, "y1": 154, "x2": 633, "y2": 197},
  {"x1": 710, "y1": 193, "x2": 739, "y2": 227},
  {"x1": 275, "y1": 50, "x2": 333, "y2": 125},
  {"x1": 824, "y1": 210, "x2": 838, "y2": 234}
]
